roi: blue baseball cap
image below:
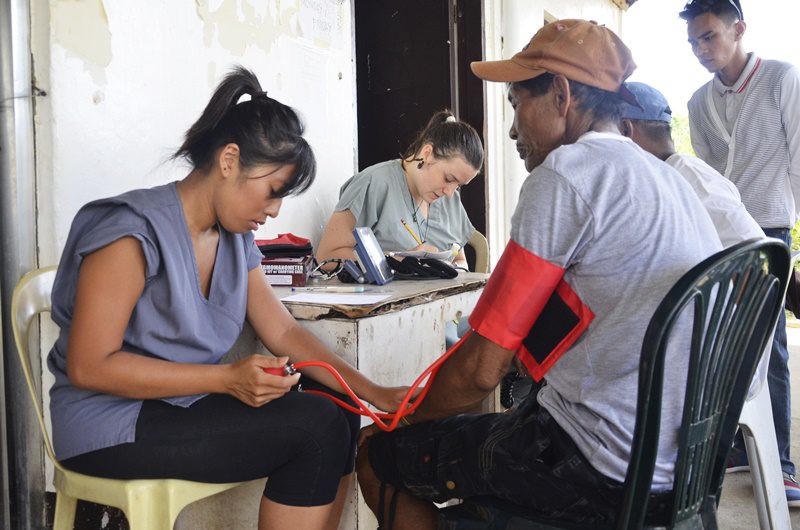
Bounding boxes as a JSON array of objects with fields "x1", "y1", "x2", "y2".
[{"x1": 619, "y1": 82, "x2": 672, "y2": 123}]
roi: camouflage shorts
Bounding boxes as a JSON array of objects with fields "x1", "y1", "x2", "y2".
[{"x1": 367, "y1": 400, "x2": 624, "y2": 524}]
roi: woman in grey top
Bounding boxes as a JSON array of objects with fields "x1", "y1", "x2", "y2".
[
  {"x1": 49, "y1": 66, "x2": 409, "y2": 530},
  {"x1": 316, "y1": 111, "x2": 483, "y2": 269}
]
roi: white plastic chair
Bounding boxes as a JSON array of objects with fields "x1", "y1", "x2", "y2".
[
  {"x1": 466, "y1": 230, "x2": 489, "y2": 273},
  {"x1": 736, "y1": 255, "x2": 794, "y2": 529},
  {"x1": 12, "y1": 266, "x2": 259, "y2": 529}
]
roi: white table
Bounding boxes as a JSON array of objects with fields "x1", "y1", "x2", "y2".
[{"x1": 175, "y1": 273, "x2": 488, "y2": 530}]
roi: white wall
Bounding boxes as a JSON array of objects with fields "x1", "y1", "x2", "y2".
[
  {"x1": 34, "y1": 0, "x2": 356, "y2": 271},
  {"x1": 483, "y1": 0, "x2": 623, "y2": 261}
]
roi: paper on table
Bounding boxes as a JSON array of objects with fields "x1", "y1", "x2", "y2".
[{"x1": 281, "y1": 292, "x2": 392, "y2": 305}]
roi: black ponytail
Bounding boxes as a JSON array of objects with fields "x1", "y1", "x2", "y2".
[
  {"x1": 401, "y1": 110, "x2": 484, "y2": 171},
  {"x1": 174, "y1": 66, "x2": 316, "y2": 197}
]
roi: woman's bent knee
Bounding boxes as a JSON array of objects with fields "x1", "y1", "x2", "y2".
[{"x1": 262, "y1": 402, "x2": 352, "y2": 506}]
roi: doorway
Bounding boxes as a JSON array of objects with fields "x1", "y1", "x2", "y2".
[{"x1": 353, "y1": 0, "x2": 486, "y2": 267}]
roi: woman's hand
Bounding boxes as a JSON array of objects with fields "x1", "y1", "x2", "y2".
[
  {"x1": 411, "y1": 243, "x2": 439, "y2": 253},
  {"x1": 223, "y1": 355, "x2": 300, "y2": 407}
]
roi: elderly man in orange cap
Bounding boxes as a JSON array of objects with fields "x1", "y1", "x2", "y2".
[{"x1": 356, "y1": 20, "x2": 721, "y2": 529}]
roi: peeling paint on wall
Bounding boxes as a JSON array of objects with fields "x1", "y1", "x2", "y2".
[
  {"x1": 193, "y1": 0, "x2": 345, "y2": 57},
  {"x1": 194, "y1": 0, "x2": 285, "y2": 56},
  {"x1": 51, "y1": 0, "x2": 112, "y2": 84}
]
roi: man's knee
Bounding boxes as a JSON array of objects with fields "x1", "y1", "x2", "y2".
[{"x1": 356, "y1": 439, "x2": 381, "y2": 508}]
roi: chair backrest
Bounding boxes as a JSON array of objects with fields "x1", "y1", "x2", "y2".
[
  {"x1": 618, "y1": 238, "x2": 790, "y2": 529},
  {"x1": 745, "y1": 251, "x2": 798, "y2": 401},
  {"x1": 466, "y1": 230, "x2": 489, "y2": 273},
  {"x1": 11, "y1": 266, "x2": 59, "y2": 465}
]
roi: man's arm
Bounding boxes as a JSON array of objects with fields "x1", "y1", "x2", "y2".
[
  {"x1": 407, "y1": 168, "x2": 586, "y2": 423},
  {"x1": 781, "y1": 65, "x2": 800, "y2": 222},
  {"x1": 408, "y1": 331, "x2": 516, "y2": 423},
  {"x1": 688, "y1": 95, "x2": 712, "y2": 164}
]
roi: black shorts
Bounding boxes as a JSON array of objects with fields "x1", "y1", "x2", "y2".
[
  {"x1": 62, "y1": 377, "x2": 360, "y2": 507},
  {"x1": 367, "y1": 398, "x2": 625, "y2": 524}
]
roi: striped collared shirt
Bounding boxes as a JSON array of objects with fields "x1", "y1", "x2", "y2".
[{"x1": 711, "y1": 53, "x2": 761, "y2": 135}]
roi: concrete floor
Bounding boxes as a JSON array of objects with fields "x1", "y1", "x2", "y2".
[{"x1": 716, "y1": 323, "x2": 800, "y2": 529}]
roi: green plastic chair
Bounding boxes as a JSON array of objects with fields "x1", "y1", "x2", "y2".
[
  {"x1": 11, "y1": 266, "x2": 260, "y2": 530},
  {"x1": 437, "y1": 237, "x2": 790, "y2": 530}
]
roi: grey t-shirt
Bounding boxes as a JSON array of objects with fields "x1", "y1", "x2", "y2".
[
  {"x1": 48, "y1": 182, "x2": 263, "y2": 460},
  {"x1": 511, "y1": 132, "x2": 722, "y2": 490},
  {"x1": 336, "y1": 159, "x2": 475, "y2": 252}
]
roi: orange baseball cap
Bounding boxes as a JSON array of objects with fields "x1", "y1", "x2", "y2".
[{"x1": 471, "y1": 19, "x2": 638, "y2": 103}]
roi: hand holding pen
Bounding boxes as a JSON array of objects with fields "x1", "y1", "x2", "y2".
[
  {"x1": 400, "y1": 218, "x2": 423, "y2": 245},
  {"x1": 400, "y1": 218, "x2": 439, "y2": 253}
]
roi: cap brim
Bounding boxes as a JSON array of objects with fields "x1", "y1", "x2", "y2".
[{"x1": 470, "y1": 59, "x2": 547, "y2": 82}]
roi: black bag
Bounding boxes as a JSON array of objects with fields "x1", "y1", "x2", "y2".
[{"x1": 385, "y1": 256, "x2": 458, "y2": 280}]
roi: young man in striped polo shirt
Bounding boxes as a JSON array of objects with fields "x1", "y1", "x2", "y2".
[{"x1": 681, "y1": 0, "x2": 800, "y2": 505}]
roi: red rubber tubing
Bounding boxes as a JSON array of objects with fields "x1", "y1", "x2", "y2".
[{"x1": 292, "y1": 329, "x2": 472, "y2": 432}]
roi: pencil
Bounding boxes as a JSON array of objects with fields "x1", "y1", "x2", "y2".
[
  {"x1": 400, "y1": 218, "x2": 423, "y2": 245},
  {"x1": 292, "y1": 286, "x2": 369, "y2": 293}
]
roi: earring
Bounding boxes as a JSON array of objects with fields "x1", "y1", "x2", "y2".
[{"x1": 417, "y1": 159, "x2": 424, "y2": 169}]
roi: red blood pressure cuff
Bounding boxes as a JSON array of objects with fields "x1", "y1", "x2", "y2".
[{"x1": 469, "y1": 240, "x2": 594, "y2": 381}]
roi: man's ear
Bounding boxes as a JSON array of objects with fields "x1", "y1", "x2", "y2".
[
  {"x1": 734, "y1": 20, "x2": 746, "y2": 40},
  {"x1": 620, "y1": 119, "x2": 634, "y2": 138},
  {"x1": 219, "y1": 143, "x2": 241, "y2": 178},
  {"x1": 551, "y1": 74, "x2": 571, "y2": 117}
]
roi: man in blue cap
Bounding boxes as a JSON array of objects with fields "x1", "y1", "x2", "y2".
[{"x1": 618, "y1": 81, "x2": 762, "y2": 248}]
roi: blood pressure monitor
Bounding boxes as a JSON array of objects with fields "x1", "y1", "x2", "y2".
[{"x1": 352, "y1": 227, "x2": 394, "y2": 285}]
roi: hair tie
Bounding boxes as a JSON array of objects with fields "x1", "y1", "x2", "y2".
[
  {"x1": 252, "y1": 90, "x2": 269, "y2": 100},
  {"x1": 445, "y1": 115, "x2": 457, "y2": 123}
]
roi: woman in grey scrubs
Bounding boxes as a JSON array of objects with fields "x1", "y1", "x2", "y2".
[
  {"x1": 316, "y1": 111, "x2": 484, "y2": 269},
  {"x1": 47, "y1": 66, "x2": 409, "y2": 530}
]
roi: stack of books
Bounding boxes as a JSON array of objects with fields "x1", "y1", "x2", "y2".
[{"x1": 256, "y1": 234, "x2": 314, "y2": 287}]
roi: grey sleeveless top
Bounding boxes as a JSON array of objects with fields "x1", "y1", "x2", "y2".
[{"x1": 48, "y1": 182, "x2": 263, "y2": 460}]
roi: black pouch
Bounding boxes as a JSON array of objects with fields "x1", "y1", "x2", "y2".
[{"x1": 385, "y1": 256, "x2": 458, "y2": 280}]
